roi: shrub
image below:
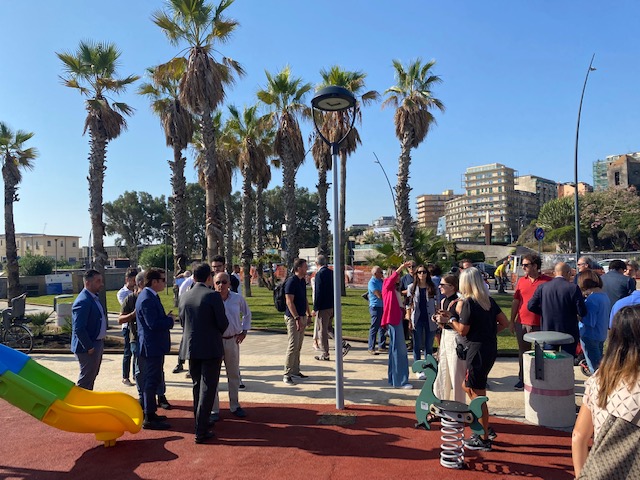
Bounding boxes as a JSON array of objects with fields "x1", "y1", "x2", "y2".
[
  {"x1": 138, "y1": 244, "x2": 173, "y2": 270},
  {"x1": 19, "y1": 253, "x2": 55, "y2": 276}
]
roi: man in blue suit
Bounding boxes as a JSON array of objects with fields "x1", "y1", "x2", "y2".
[
  {"x1": 71, "y1": 269, "x2": 107, "y2": 390},
  {"x1": 136, "y1": 268, "x2": 175, "y2": 430}
]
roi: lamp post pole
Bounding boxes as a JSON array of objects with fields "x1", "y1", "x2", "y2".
[
  {"x1": 161, "y1": 222, "x2": 171, "y2": 295},
  {"x1": 312, "y1": 86, "x2": 356, "y2": 410},
  {"x1": 54, "y1": 238, "x2": 58, "y2": 274},
  {"x1": 574, "y1": 54, "x2": 596, "y2": 260}
]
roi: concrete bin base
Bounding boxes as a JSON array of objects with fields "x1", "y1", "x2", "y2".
[
  {"x1": 56, "y1": 303, "x2": 72, "y2": 327},
  {"x1": 524, "y1": 350, "x2": 575, "y2": 428}
]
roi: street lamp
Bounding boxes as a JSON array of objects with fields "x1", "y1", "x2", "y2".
[
  {"x1": 574, "y1": 54, "x2": 596, "y2": 260},
  {"x1": 161, "y1": 222, "x2": 171, "y2": 295},
  {"x1": 54, "y1": 238, "x2": 58, "y2": 274},
  {"x1": 311, "y1": 85, "x2": 356, "y2": 410}
]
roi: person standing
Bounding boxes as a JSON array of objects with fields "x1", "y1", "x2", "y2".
[
  {"x1": 601, "y1": 259, "x2": 636, "y2": 312},
  {"x1": 400, "y1": 262, "x2": 417, "y2": 346},
  {"x1": 312, "y1": 255, "x2": 333, "y2": 361},
  {"x1": 71, "y1": 269, "x2": 107, "y2": 390},
  {"x1": 509, "y1": 254, "x2": 552, "y2": 389},
  {"x1": 367, "y1": 266, "x2": 386, "y2": 355},
  {"x1": 211, "y1": 255, "x2": 239, "y2": 293},
  {"x1": 574, "y1": 256, "x2": 595, "y2": 285},
  {"x1": 494, "y1": 259, "x2": 508, "y2": 293},
  {"x1": 179, "y1": 263, "x2": 229, "y2": 444},
  {"x1": 406, "y1": 265, "x2": 437, "y2": 369},
  {"x1": 528, "y1": 262, "x2": 587, "y2": 357},
  {"x1": 136, "y1": 268, "x2": 174, "y2": 430},
  {"x1": 117, "y1": 268, "x2": 138, "y2": 387},
  {"x1": 283, "y1": 258, "x2": 311, "y2": 385},
  {"x1": 577, "y1": 270, "x2": 610, "y2": 375},
  {"x1": 118, "y1": 272, "x2": 146, "y2": 404},
  {"x1": 382, "y1": 261, "x2": 414, "y2": 389},
  {"x1": 211, "y1": 272, "x2": 250, "y2": 420},
  {"x1": 625, "y1": 260, "x2": 639, "y2": 282}
]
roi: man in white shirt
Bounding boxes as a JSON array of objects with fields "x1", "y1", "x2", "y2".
[
  {"x1": 211, "y1": 272, "x2": 251, "y2": 420},
  {"x1": 117, "y1": 268, "x2": 138, "y2": 386}
]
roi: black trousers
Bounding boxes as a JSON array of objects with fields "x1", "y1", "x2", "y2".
[
  {"x1": 189, "y1": 357, "x2": 223, "y2": 436},
  {"x1": 139, "y1": 354, "x2": 164, "y2": 416}
]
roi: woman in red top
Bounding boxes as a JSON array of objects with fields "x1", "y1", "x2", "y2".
[{"x1": 381, "y1": 261, "x2": 414, "y2": 389}]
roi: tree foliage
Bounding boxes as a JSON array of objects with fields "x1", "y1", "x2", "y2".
[
  {"x1": 138, "y1": 244, "x2": 174, "y2": 270},
  {"x1": 263, "y1": 186, "x2": 319, "y2": 251},
  {"x1": 19, "y1": 253, "x2": 54, "y2": 276}
]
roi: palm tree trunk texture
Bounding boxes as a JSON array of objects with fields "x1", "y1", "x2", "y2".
[
  {"x1": 3, "y1": 166, "x2": 21, "y2": 299},
  {"x1": 241, "y1": 166, "x2": 253, "y2": 297},
  {"x1": 282, "y1": 146, "x2": 299, "y2": 269},
  {"x1": 396, "y1": 132, "x2": 415, "y2": 259},
  {"x1": 317, "y1": 164, "x2": 329, "y2": 256},
  {"x1": 224, "y1": 197, "x2": 233, "y2": 270},
  {"x1": 339, "y1": 151, "x2": 347, "y2": 296},
  {"x1": 169, "y1": 149, "x2": 188, "y2": 272},
  {"x1": 255, "y1": 184, "x2": 266, "y2": 287},
  {"x1": 201, "y1": 110, "x2": 221, "y2": 262}
]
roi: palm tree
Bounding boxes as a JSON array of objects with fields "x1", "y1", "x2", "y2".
[
  {"x1": 254, "y1": 154, "x2": 273, "y2": 287},
  {"x1": 315, "y1": 66, "x2": 379, "y2": 294},
  {"x1": 257, "y1": 66, "x2": 311, "y2": 268},
  {"x1": 311, "y1": 130, "x2": 332, "y2": 256},
  {"x1": 56, "y1": 41, "x2": 139, "y2": 283},
  {"x1": 138, "y1": 63, "x2": 195, "y2": 274},
  {"x1": 383, "y1": 59, "x2": 444, "y2": 259},
  {"x1": 153, "y1": 0, "x2": 244, "y2": 262},
  {"x1": 226, "y1": 104, "x2": 274, "y2": 296},
  {"x1": 0, "y1": 123, "x2": 38, "y2": 299}
]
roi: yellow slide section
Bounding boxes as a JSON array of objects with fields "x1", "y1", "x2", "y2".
[{"x1": 43, "y1": 387, "x2": 143, "y2": 447}]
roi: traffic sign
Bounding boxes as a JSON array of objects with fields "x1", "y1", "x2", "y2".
[{"x1": 534, "y1": 227, "x2": 545, "y2": 241}]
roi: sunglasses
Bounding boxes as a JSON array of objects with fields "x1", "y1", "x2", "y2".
[
  {"x1": 439, "y1": 283, "x2": 451, "y2": 287},
  {"x1": 215, "y1": 280, "x2": 228, "y2": 285},
  {"x1": 522, "y1": 263, "x2": 531, "y2": 267},
  {"x1": 416, "y1": 270, "x2": 427, "y2": 274}
]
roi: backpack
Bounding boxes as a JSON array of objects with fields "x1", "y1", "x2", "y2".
[{"x1": 273, "y1": 274, "x2": 291, "y2": 312}]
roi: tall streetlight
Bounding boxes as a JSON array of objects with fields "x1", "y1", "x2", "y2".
[
  {"x1": 574, "y1": 54, "x2": 596, "y2": 260},
  {"x1": 54, "y1": 238, "x2": 58, "y2": 274},
  {"x1": 373, "y1": 152, "x2": 398, "y2": 219},
  {"x1": 161, "y1": 222, "x2": 171, "y2": 295},
  {"x1": 312, "y1": 86, "x2": 356, "y2": 410}
]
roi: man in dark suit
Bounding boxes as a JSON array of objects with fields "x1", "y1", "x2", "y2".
[
  {"x1": 528, "y1": 262, "x2": 587, "y2": 357},
  {"x1": 313, "y1": 255, "x2": 334, "y2": 361},
  {"x1": 179, "y1": 263, "x2": 229, "y2": 444},
  {"x1": 71, "y1": 269, "x2": 107, "y2": 390},
  {"x1": 136, "y1": 268, "x2": 174, "y2": 430}
]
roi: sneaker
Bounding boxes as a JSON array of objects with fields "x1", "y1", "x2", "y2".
[
  {"x1": 464, "y1": 434, "x2": 492, "y2": 451},
  {"x1": 400, "y1": 383, "x2": 414, "y2": 390},
  {"x1": 292, "y1": 372, "x2": 308, "y2": 379},
  {"x1": 415, "y1": 371, "x2": 426, "y2": 380},
  {"x1": 122, "y1": 378, "x2": 134, "y2": 387},
  {"x1": 185, "y1": 372, "x2": 192, "y2": 379},
  {"x1": 378, "y1": 346, "x2": 388, "y2": 352},
  {"x1": 158, "y1": 396, "x2": 172, "y2": 410},
  {"x1": 283, "y1": 375, "x2": 295, "y2": 385},
  {"x1": 342, "y1": 343, "x2": 351, "y2": 357},
  {"x1": 239, "y1": 382, "x2": 246, "y2": 390},
  {"x1": 368, "y1": 349, "x2": 379, "y2": 356},
  {"x1": 514, "y1": 380, "x2": 524, "y2": 390},
  {"x1": 231, "y1": 407, "x2": 246, "y2": 418},
  {"x1": 172, "y1": 363, "x2": 184, "y2": 374},
  {"x1": 314, "y1": 355, "x2": 330, "y2": 361},
  {"x1": 488, "y1": 427, "x2": 497, "y2": 441},
  {"x1": 209, "y1": 412, "x2": 220, "y2": 423}
]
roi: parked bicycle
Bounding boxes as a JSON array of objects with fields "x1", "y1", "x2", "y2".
[{"x1": 1, "y1": 293, "x2": 34, "y2": 354}]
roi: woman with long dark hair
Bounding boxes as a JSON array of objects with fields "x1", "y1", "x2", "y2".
[{"x1": 406, "y1": 265, "x2": 437, "y2": 375}]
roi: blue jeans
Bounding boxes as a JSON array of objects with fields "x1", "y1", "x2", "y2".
[
  {"x1": 387, "y1": 323, "x2": 409, "y2": 387},
  {"x1": 412, "y1": 320, "x2": 436, "y2": 362},
  {"x1": 581, "y1": 337, "x2": 604, "y2": 373},
  {"x1": 368, "y1": 306, "x2": 386, "y2": 350},
  {"x1": 122, "y1": 327, "x2": 132, "y2": 379}
]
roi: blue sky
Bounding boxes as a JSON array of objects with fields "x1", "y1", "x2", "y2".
[{"x1": 2, "y1": 1, "x2": 639, "y2": 247}]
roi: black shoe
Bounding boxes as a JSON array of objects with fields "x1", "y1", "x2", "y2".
[
  {"x1": 315, "y1": 355, "x2": 330, "y2": 361},
  {"x1": 158, "y1": 396, "x2": 172, "y2": 410},
  {"x1": 143, "y1": 419, "x2": 171, "y2": 430},
  {"x1": 342, "y1": 343, "x2": 351, "y2": 357},
  {"x1": 195, "y1": 431, "x2": 215, "y2": 444},
  {"x1": 292, "y1": 372, "x2": 308, "y2": 379},
  {"x1": 185, "y1": 372, "x2": 192, "y2": 379},
  {"x1": 487, "y1": 427, "x2": 497, "y2": 441},
  {"x1": 148, "y1": 413, "x2": 168, "y2": 422},
  {"x1": 172, "y1": 363, "x2": 184, "y2": 374},
  {"x1": 514, "y1": 380, "x2": 524, "y2": 390},
  {"x1": 209, "y1": 412, "x2": 220, "y2": 424},
  {"x1": 464, "y1": 434, "x2": 492, "y2": 451},
  {"x1": 239, "y1": 382, "x2": 246, "y2": 390},
  {"x1": 232, "y1": 407, "x2": 246, "y2": 418}
]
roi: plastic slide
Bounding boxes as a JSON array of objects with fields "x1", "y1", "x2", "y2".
[{"x1": 0, "y1": 343, "x2": 142, "y2": 447}]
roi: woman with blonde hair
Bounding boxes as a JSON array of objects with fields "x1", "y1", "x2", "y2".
[
  {"x1": 449, "y1": 267, "x2": 508, "y2": 451},
  {"x1": 572, "y1": 305, "x2": 640, "y2": 478}
]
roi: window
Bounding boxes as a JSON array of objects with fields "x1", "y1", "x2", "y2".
[
  {"x1": 614, "y1": 171, "x2": 620, "y2": 186},
  {"x1": 47, "y1": 240, "x2": 51, "y2": 247},
  {"x1": 60, "y1": 241, "x2": 64, "y2": 247},
  {"x1": 72, "y1": 242, "x2": 76, "y2": 247}
]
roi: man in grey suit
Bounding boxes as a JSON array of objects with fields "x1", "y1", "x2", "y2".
[
  {"x1": 601, "y1": 259, "x2": 636, "y2": 311},
  {"x1": 71, "y1": 270, "x2": 106, "y2": 390},
  {"x1": 179, "y1": 263, "x2": 229, "y2": 444}
]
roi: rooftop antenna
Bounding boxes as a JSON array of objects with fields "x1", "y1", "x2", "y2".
[{"x1": 42, "y1": 223, "x2": 47, "y2": 235}]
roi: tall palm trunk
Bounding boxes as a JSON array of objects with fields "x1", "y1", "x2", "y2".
[
  {"x1": 169, "y1": 148, "x2": 187, "y2": 272},
  {"x1": 255, "y1": 184, "x2": 267, "y2": 287},
  {"x1": 88, "y1": 126, "x2": 108, "y2": 307},
  {"x1": 317, "y1": 163, "x2": 329, "y2": 256},
  {"x1": 201, "y1": 110, "x2": 221, "y2": 261},
  {"x1": 396, "y1": 132, "x2": 415, "y2": 259},
  {"x1": 224, "y1": 196, "x2": 234, "y2": 269},
  {"x1": 240, "y1": 165, "x2": 253, "y2": 297},
  {"x1": 3, "y1": 165, "x2": 21, "y2": 299},
  {"x1": 282, "y1": 148, "x2": 298, "y2": 268},
  {"x1": 339, "y1": 150, "x2": 347, "y2": 296}
]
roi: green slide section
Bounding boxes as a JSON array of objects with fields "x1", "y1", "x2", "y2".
[
  {"x1": 19, "y1": 360, "x2": 75, "y2": 400},
  {"x1": 0, "y1": 370, "x2": 58, "y2": 420}
]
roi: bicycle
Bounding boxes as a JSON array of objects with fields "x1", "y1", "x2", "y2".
[{"x1": 1, "y1": 293, "x2": 34, "y2": 354}]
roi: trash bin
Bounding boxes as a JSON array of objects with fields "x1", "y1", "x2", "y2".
[
  {"x1": 523, "y1": 331, "x2": 575, "y2": 428},
  {"x1": 55, "y1": 294, "x2": 74, "y2": 327}
]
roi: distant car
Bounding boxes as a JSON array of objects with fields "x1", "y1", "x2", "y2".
[
  {"x1": 473, "y1": 262, "x2": 496, "y2": 279},
  {"x1": 598, "y1": 258, "x2": 624, "y2": 273}
]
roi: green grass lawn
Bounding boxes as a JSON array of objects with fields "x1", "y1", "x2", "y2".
[{"x1": 32, "y1": 287, "x2": 518, "y2": 353}]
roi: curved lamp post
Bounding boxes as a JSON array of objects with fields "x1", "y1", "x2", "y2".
[
  {"x1": 311, "y1": 85, "x2": 356, "y2": 410},
  {"x1": 574, "y1": 54, "x2": 596, "y2": 259},
  {"x1": 161, "y1": 222, "x2": 171, "y2": 295}
]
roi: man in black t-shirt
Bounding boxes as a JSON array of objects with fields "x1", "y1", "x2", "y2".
[
  {"x1": 211, "y1": 255, "x2": 240, "y2": 292},
  {"x1": 283, "y1": 258, "x2": 311, "y2": 385}
]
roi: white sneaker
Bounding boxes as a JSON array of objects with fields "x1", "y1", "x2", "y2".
[
  {"x1": 415, "y1": 372, "x2": 426, "y2": 380},
  {"x1": 401, "y1": 383, "x2": 414, "y2": 389}
]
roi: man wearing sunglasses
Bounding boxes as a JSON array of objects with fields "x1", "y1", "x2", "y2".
[
  {"x1": 510, "y1": 254, "x2": 552, "y2": 389},
  {"x1": 211, "y1": 272, "x2": 251, "y2": 420}
]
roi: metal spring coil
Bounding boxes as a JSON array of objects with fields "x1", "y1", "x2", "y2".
[{"x1": 439, "y1": 417, "x2": 465, "y2": 469}]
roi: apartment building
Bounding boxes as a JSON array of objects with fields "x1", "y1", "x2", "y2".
[
  {"x1": 0, "y1": 234, "x2": 81, "y2": 263},
  {"x1": 557, "y1": 182, "x2": 593, "y2": 198},
  {"x1": 416, "y1": 190, "x2": 460, "y2": 230}
]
